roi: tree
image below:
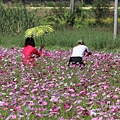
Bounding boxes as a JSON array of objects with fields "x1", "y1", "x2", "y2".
[{"x1": 92, "y1": 0, "x2": 110, "y2": 26}]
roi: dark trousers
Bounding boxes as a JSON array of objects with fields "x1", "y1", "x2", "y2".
[{"x1": 68, "y1": 57, "x2": 84, "y2": 67}]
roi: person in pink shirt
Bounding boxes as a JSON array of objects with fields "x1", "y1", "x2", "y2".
[{"x1": 22, "y1": 37, "x2": 43, "y2": 66}]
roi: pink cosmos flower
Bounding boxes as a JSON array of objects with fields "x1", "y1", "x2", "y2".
[
  {"x1": 11, "y1": 115, "x2": 17, "y2": 119},
  {"x1": 53, "y1": 106, "x2": 61, "y2": 112},
  {"x1": 0, "y1": 101, "x2": 8, "y2": 107},
  {"x1": 14, "y1": 106, "x2": 21, "y2": 111},
  {"x1": 57, "y1": 117, "x2": 65, "y2": 120},
  {"x1": 38, "y1": 100, "x2": 47, "y2": 106},
  {"x1": 43, "y1": 51, "x2": 51, "y2": 57},
  {"x1": 50, "y1": 97, "x2": 59, "y2": 103},
  {"x1": 3, "y1": 107, "x2": 7, "y2": 111},
  {"x1": 68, "y1": 88, "x2": 75, "y2": 93},
  {"x1": 113, "y1": 95, "x2": 119, "y2": 99},
  {"x1": 28, "y1": 101, "x2": 35, "y2": 106},
  {"x1": 79, "y1": 89, "x2": 87, "y2": 95},
  {"x1": 64, "y1": 103, "x2": 70, "y2": 109},
  {"x1": 76, "y1": 83, "x2": 81, "y2": 87},
  {"x1": 89, "y1": 110, "x2": 97, "y2": 116},
  {"x1": 24, "y1": 91, "x2": 29, "y2": 95},
  {"x1": 91, "y1": 117, "x2": 103, "y2": 120},
  {"x1": 42, "y1": 101, "x2": 47, "y2": 106},
  {"x1": 0, "y1": 101, "x2": 4, "y2": 106}
]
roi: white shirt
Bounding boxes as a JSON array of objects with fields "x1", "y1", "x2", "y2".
[{"x1": 71, "y1": 45, "x2": 90, "y2": 58}]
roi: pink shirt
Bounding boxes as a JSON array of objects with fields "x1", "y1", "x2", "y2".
[{"x1": 22, "y1": 45, "x2": 42, "y2": 65}]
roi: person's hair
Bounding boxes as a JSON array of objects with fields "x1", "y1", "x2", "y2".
[
  {"x1": 24, "y1": 37, "x2": 35, "y2": 47},
  {"x1": 78, "y1": 40, "x2": 84, "y2": 45}
]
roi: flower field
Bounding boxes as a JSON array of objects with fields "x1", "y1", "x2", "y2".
[{"x1": 0, "y1": 47, "x2": 120, "y2": 120}]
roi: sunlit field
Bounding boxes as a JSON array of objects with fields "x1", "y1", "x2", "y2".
[{"x1": 0, "y1": 46, "x2": 120, "y2": 120}]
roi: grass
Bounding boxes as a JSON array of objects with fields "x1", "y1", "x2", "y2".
[{"x1": 1, "y1": 27, "x2": 120, "y2": 52}]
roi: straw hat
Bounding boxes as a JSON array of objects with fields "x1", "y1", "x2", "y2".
[{"x1": 78, "y1": 40, "x2": 84, "y2": 45}]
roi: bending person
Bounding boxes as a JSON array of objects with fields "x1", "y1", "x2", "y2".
[
  {"x1": 22, "y1": 37, "x2": 43, "y2": 66},
  {"x1": 68, "y1": 40, "x2": 92, "y2": 67}
]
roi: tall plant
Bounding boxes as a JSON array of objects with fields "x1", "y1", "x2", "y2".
[
  {"x1": 0, "y1": 2, "x2": 39, "y2": 35},
  {"x1": 92, "y1": 0, "x2": 110, "y2": 26}
]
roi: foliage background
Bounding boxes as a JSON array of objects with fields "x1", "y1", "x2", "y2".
[
  {"x1": 0, "y1": 0, "x2": 120, "y2": 51},
  {"x1": 0, "y1": 1, "x2": 120, "y2": 119}
]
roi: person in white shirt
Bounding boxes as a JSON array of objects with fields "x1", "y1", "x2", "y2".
[{"x1": 68, "y1": 40, "x2": 92, "y2": 67}]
